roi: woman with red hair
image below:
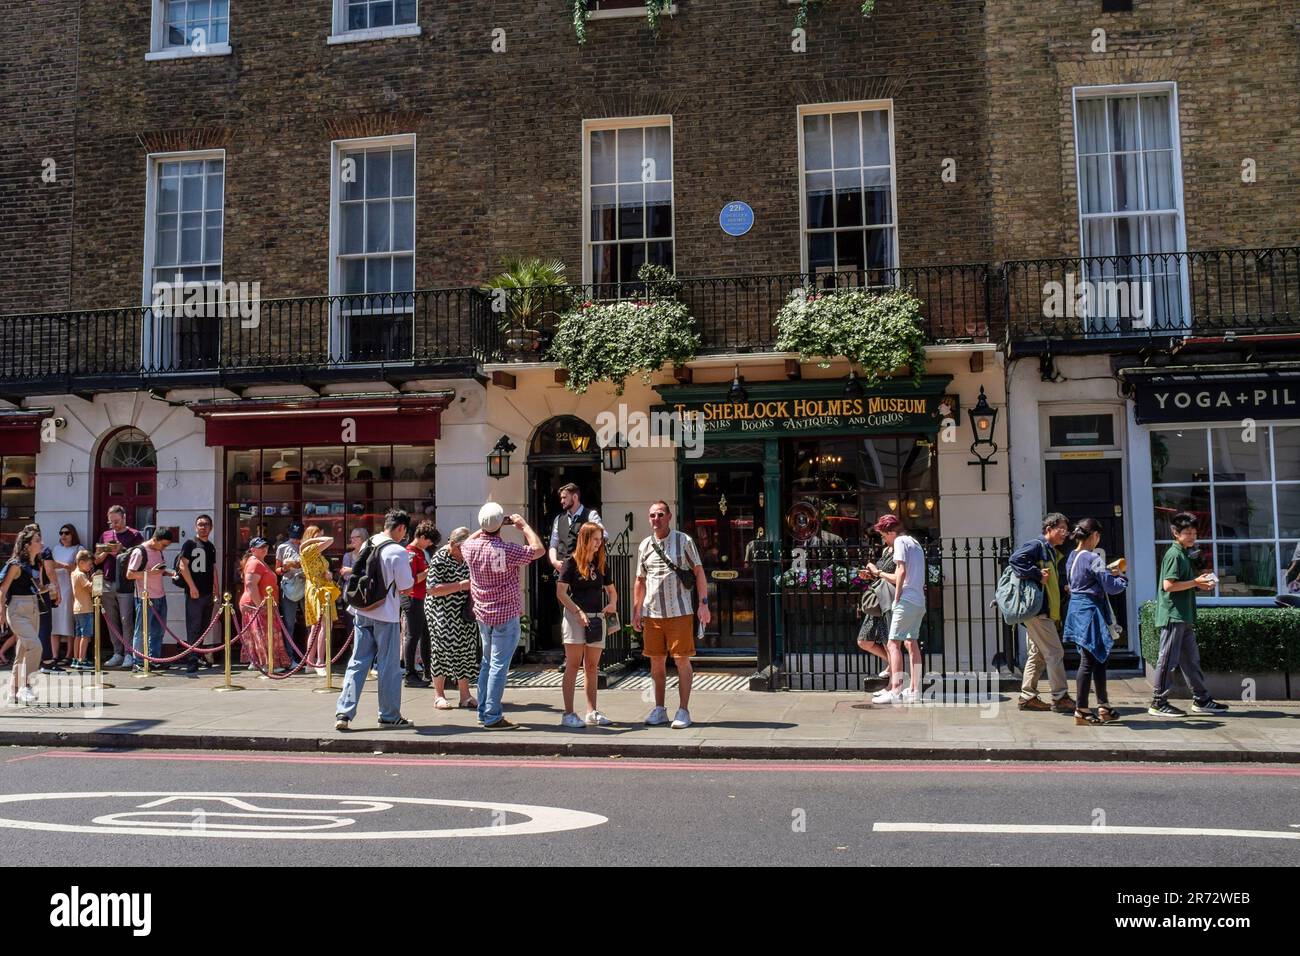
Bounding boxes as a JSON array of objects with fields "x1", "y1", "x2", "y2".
[{"x1": 556, "y1": 522, "x2": 618, "y2": 728}]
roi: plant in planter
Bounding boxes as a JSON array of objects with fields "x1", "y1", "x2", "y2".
[
  {"x1": 795, "y1": 0, "x2": 876, "y2": 31},
  {"x1": 774, "y1": 286, "x2": 926, "y2": 385},
  {"x1": 547, "y1": 263, "x2": 699, "y2": 395},
  {"x1": 482, "y1": 257, "x2": 569, "y2": 354},
  {"x1": 573, "y1": 0, "x2": 674, "y2": 44}
]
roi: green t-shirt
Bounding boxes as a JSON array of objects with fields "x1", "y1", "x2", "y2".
[{"x1": 1155, "y1": 542, "x2": 1197, "y2": 628}]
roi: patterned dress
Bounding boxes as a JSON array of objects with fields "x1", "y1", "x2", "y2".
[
  {"x1": 300, "y1": 541, "x2": 340, "y2": 668},
  {"x1": 423, "y1": 545, "x2": 478, "y2": 681}
]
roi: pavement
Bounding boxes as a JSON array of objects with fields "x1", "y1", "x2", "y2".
[{"x1": 2, "y1": 664, "x2": 1299, "y2": 763}]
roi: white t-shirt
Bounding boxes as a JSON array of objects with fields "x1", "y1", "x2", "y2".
[
  {"x1": 892, "y1": 534, "x2": 927, "y2": 608},
  {"x1": 352, "y1": 534, "x2": 414, "y2": 624}
]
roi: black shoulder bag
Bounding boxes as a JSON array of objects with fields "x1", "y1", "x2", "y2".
[{"x1": 651, "y1": 534, "x2": 696, "y2": 592}]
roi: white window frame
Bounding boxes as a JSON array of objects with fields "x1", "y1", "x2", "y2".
[
  {"x1": 140, "y1": 149, "x2": 227, "y2": 371},
  {"x1": 328, "y1": 134, "x2": 417, "y2": 365},
  {"x1": 146, "y1": 0, "x2": 233, "y2": 61},
  {"x1": 581, "y1": 115, "x2": 675, "y2": 287},
  {"x1": 328, "y1": 0, "x2": 422, "y2": 44},
  {"x1": 1147, "y1": 423, "x2": 1300, "y2": 605},
  {"x1": 1040, "y1": 404, "x2": 1123, "y2": 454},
  {"x1": 1070, "y1": 82, "x2": 1190, "y2": 332},
  {"x1": 796, "y1": 99, "x2": 901, "y2": 281},
  {"x1": 587, "y1": 2, "x2": 678, "y2": 20}
]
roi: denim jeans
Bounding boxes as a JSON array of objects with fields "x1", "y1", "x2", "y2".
[
  {"x1": 132, "y1": 595, "x2": 167, "y2": 664},
  {"x1": 335, "y1": 613, "x2": 403, "y2": 723},
  {"x1": 477, "y1": 618, "x2": 521, "y2": 726},
  {"x1": 280, "y1": 595, "x2": 304, "y2": 663}
]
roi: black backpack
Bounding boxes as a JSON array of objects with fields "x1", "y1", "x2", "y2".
[
  {"x1": 344, "y1": 537, "x2": 401, "y2": 613},
  {"x1": 117, "y1": 545, "x2": 147, "y2": 594}
]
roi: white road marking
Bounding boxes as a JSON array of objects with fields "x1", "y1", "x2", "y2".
[
  {"x1": 873, "y1": 822, "x2": 1300, "y2": 840},
  {"x1": 0, "y1": 791, "x2": 607, "y2": 839}
]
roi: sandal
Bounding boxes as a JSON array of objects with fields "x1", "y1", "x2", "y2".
[
  {"x1": 459, "y1": 697, "x2": 477, "y2": 709},
  {"x1": 434, "y1": 697, "x2": 453, "y2": 710},
  {"x1": 1096, "y1": 704, "x2": 1121, "y2": 723},
  {"x1": 1074, "y1": 709, "x2": 1101, "y2": 726}
]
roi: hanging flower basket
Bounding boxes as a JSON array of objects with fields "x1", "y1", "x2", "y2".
[{"x1": 774, "y1": 287, "x2": 927, "y2": 385}]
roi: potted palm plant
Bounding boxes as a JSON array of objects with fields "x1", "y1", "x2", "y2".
[{"x1": 482, "y1": 257, "x2": 569, "y2": 353}]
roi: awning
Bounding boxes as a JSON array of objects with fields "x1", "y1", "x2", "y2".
[
  {"x1": 189, "y1": 393, "x2": 454, "y2": 448},
  {"x1": 0, "y1": 410, "x2": 52, "y2": 456}
]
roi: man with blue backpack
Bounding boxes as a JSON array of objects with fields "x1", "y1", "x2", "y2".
[{"x1": 1009, "y1": 512, "x2": 1076, "y2": 714}]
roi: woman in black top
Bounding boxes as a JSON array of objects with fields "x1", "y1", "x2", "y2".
[
  {"x1": 556, "y1": 522, "x2": 618, "y2": 728},
  {"x1": 0, "y1": 527, "x2": 47, "y2": 703}
]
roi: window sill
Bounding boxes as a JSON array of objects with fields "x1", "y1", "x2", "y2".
[
  {"x1": 588, "y1": 5, "x2": 678, "y2": 21},
  {"x1": 144, "y1": 42, "x2": 232, "y2": 62},
  {"x1": 327, "y1": 23, "x2": 422, "y2": 45}
]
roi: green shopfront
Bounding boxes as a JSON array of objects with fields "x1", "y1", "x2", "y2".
[{"x1": 653, "y1": 375, "x2": 953, "y2": 656}]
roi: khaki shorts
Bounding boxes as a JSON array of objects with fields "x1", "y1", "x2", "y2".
[
  {"x1": 561, "y1": 609, "x2": 605, "y2": 648},
  {"x1": 642, "y1": 614, "x2": 695, "y2": 658}
]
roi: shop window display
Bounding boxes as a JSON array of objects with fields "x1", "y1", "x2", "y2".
[
  {"x1": 783, "y1": 436, "x2": 938, "y2": 548},
  {"x1": 225, "y1": 444, "x2": 435, "y2": 590},
  {"x1": 0, "y1": 455, "x2": 37, "y2": 549},
  {"x1": 1151, "y1": 425, "x2": 1300, "y2": 599}
]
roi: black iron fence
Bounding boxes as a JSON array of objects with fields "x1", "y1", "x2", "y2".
[
  {"x1": 598, "y1": 517, "x2": 640, "y2": 671},
  {"x1": 752, "y1": 538, "x2": 1015, "y2": 693},
  {"x1": 1003, "y1": 247, "x2": 1300, "y2": 346}
]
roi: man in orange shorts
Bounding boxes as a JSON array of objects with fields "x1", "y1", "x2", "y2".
[{"x1": 632, "y1": 501, "x2": 709, "y2": 729}]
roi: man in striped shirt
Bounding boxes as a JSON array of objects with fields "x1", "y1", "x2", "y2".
[{"x1": 632, "y1": 501, "x2": 710, "y2": 729}]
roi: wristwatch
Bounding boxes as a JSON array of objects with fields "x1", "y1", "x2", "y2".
[{"x1": 698, "y1": 597, "x2": 709, "y2": 606}]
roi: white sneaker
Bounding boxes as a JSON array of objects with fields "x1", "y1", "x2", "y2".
[
  {"x1": 878, "y1": 670, "x2": 891, "y2": 681},
  {"x1": 17, "y1": 687, "x2": 38, "y2": 704},
  {"x1": 585, "y1": 710, "x2": 612, "y2": 726},
  {"x1": 561, "y1": 712, "x2": 586, "y2": 729},
  {"x1": 315, "y1": 667, "x2": 327, "y2": 677},
  {"x1": 671, "y1": 708, "x2": 691, "y2": 729},
  {"x1": 104, "y1": 654, "x2": 123, "y2": 668},
  {"x1": 872, "y1": 688, "x2": 901, "y2": 704},
  {"x1": 645, "y1": 706, "x2": 669, "y2": 726},
  {"x1": 900, "y1": 687, "x2": 920, "y2": 703}
]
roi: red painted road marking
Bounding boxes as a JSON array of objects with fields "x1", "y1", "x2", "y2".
[{"x1": 12, "y1": 750, "x2": 1300, "y2": 777}]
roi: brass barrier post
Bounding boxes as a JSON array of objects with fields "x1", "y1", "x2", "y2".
[
  {"x1": 260, "y1": 586, "x2": 274, "y2": 681},
  {"x1": 213, "y1": 593, "x2": 244, "y2": 693},
  {"x1": 313, "y1": 595, "x2": 335, "y2": 694},
  {"x1": 134, "y1": 571, "x2": 151, "y2": 679},
  {"x1": 92, "y1": 593, "x2": 113, "y2": 690}
]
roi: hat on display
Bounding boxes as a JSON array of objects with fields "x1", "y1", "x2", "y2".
[{"x1": 478, "y1": 501, "x2": 505, "y2": 534}]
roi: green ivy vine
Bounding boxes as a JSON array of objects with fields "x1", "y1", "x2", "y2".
[
  {"x1": 795, "y1": 0, "x2": 876, "y2": 32},
  {"x1": 774, "y1": 286, "x2": 926, "y2": 386},
  {"x1": 572, "y1": 0, "x2": 676, "y2": 45}
]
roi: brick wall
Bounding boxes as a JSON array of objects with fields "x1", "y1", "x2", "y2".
[
  {"x1": 988, "y1": 0, "x2": 1300, "y2": 261},
  {"x1": 0, "y1": 0, "x2": 79, "y2": 314},
  {"x1": 9, "y1": 0, "x2": 991, "y2": 312}
]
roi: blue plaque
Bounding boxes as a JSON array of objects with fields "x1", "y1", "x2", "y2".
[{"x1": 719, "y1": 201, "x2": 754, "y2": 237}]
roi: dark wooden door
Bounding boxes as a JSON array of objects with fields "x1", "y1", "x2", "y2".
[
  {"x1": 1045, "y1": 457, "x2": 1129, "y2": 651},
  {"x1": 680, "y1": 464, "x2": 765, "y2": 653},
  {"x1": 527, "y1": 462, "x2": 602, "y2": 649},
  {"x1": 95, "y1": 468, "x2": 158, "y2": 534}
]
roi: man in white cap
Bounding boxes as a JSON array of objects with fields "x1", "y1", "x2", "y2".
[{"x1": 460, "y1": 502, "x2": 544, "y2": 729}]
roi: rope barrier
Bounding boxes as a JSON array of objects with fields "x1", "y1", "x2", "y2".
[{"x1": 100, "y1": 596, "x2": 266, "y2": 664}]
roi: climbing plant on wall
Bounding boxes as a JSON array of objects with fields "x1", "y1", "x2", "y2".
[{"x1": 573, "y1": 0, "x2": 676, "y2": 45}]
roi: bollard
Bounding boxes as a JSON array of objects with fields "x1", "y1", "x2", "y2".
[
  {"x1": 213, "y1": 593, "x2": 244, "y2": 693},
  {"x1": 312, "y1": 594, "x2": 335, "y2": 694},
  {"x1": 260, "y1": 586, "x2": 274, "y2": 681},
  {"x1": 92, "y1": 594, "x2": 113, "y2": 690},
  {"x1": 134, "y1": 576, "x2": 151, "y2": 680}
]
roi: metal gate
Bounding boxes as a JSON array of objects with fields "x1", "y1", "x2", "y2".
[{"x1": 752, "y1": 538, "x2": 1017, "y2": 694}]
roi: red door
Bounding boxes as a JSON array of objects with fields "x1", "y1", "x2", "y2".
[{"x1": 95, "y1": 468, "x2": 158, "y2": 533}]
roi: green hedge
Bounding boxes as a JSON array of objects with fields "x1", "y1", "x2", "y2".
[{"x1": 1139, "y1": 601, "x2": 1300, "y2": 672}]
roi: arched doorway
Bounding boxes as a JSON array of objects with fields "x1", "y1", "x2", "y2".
[
  {"x1": 95, "y1": 427, "x2": 158, "y2": 533},
  {"x1": 527, "y1": 415, "x2": 602, "y2": 649}
]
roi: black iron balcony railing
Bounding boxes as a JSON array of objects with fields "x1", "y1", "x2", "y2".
[
  {"x1": 1002, "y1": 247, "x2": 1300, "y2": 353},
  {"x1": 477, "y1": 264, "x2": 997, "y2": 362},
  {"x1": 0, "y1": 289, "x2": 485, "y2": 393}
]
